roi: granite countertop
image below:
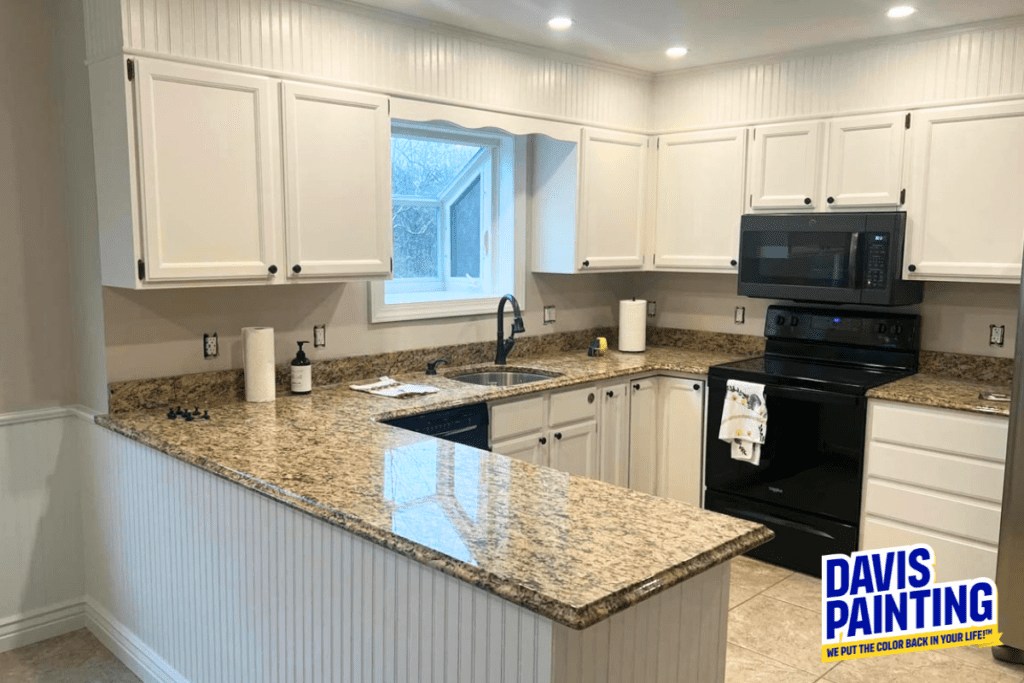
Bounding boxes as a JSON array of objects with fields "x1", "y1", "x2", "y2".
[
  {"x1": 96, "y1": 347, "x2": 773, "y2": 630},
  {"x1": 867, "y1": 373, "x2": 1012, "y2": 417}
]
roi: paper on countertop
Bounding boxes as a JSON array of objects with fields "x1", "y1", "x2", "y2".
[{"x1": 350, "y1": 376, "x2": 439, "y2": 398}]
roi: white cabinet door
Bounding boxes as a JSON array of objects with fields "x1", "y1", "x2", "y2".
[
  {"x1": 491, "y1": 433, "x2": 548, "y2": 467},
  {"x1": 658, "y1": 379, "x2": 705, "y2": 506},
  {"x1": 825, "y1": 113, "x2": 906, "y2": 208},
  {"x1": 598, "y1": 382, "x2": 630, "y2": 487},
  {"x1": 749, "y1": 121, "x2": 823, "y2": 210},
  {"x1": 905, "y1": 101, "x2": 1024, "y2": 282},
  {"x1": 628, "y1": 378, "x2": 659, "y2": 495},
  {"x1": 549, "y1": 421, "x2": 599, "y2": 479},
  {"x1": 281, "y1": 82, "x2": 392, "y2": 279},
  {"x1": 490, "y1": 396, "x2": 546, "y2": 442},
  {"x1": 134, "y1": 59, "x2": 278, "y2": 281},
  {"x1": 578, "y1": 128, "x2": 647, "y2": 270},
  {"x1": 654, "y1": 128, "x2": 747, "y2": 272}
]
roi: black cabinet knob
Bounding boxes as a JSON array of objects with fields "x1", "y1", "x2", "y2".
[
  {"x1": 539, "y1": 437, "x2": 547, "y2": 445},
  {"x1": 268, "y1": 264, "x2": 278, "y2": 274},
  {"x1": 582, "y1": 260, "x2": 590, "y2": 268},
  {"x1": 730, "y1": 259, "x2": 737, "y2": 267},
  {"x1": 803, "y1": 197, "x2": 812, "y2": 205},
  {"x1": 292, "y1": 264, "x2": 302, "y2": 274},
  {"x1": 908, "y1": 264, "x2": 917, "y2": 272},
  {"x1": 554, "y1": 432, "x2": 563, "y2": 440},
  {"x1": 693, "y1": 384, "x2": 701, "y2": 391},
  {"x1": 606, "y1": 390, "x2": 614, "y2": 398},
  {"x1": 827, "y1": 197, "x2": 835, "y2": 204},
  {"x1": 588, "y1": 393, "x2": 595, "y2": 404},
  {"x1": 633, "y1": 383, "x2": 641, "y2": 390}
]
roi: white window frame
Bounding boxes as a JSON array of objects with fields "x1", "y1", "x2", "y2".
[{"x1": 370, "y1": 122, "x2": 526, "y2": 323}]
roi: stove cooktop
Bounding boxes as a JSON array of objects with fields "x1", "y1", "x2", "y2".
[{"x1": 708, "y1": 355, "x2": 916, "y2": 395}]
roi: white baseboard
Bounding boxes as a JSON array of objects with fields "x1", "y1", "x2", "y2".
[
  {"x1": 0, "y1": 598, "x2": 87, "y2": 654},
  {"x1": 84, "y1": 598, "x2": 188, "y2": 683}
]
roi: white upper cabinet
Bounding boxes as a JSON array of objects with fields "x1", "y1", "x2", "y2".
[
  {"x1": 531, "y1": 129, "x2": 648, "y2": 274},
  {"x1": 748, "y1": 121, "x2": 823, "y2": 210},
  {"x1": 904, "y1": 100, "x2": 1024, "y2": 283},
  {"x1": 824, "y1": 112, "x2": 906, "y2": 208},
  {"x1": 577, "y1": 128, "x2": 648, "y2": 270},
  {"x1": 282, "y1": 82, "x2": 392, "y2": 280},
  {"x1": 134, "y1": 60, "x2": 279, "y2": 282},
  {"x1": 653, "y1": 128, "x2": 747, "y2": 272}
]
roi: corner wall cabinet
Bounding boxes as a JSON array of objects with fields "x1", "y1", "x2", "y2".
[
  {"x1": 904, "y1": 100, "x2": 1024, "y2": 283},
  {"x1": 89, "y1": 56, "x2": 393, "y2": 289},
  {"x1": 531, "y1": 129, "x2": 649, "y2": 273},
  {"x1": 652, "y1": 128, "x2": 747, "y2": 272}
]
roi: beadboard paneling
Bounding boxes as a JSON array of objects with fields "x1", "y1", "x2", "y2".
[
  {"x1": 101, "y1": 0, "x2": 652, "y2": 131},
  {"x1": 81, "y1": 421, "x2": 556, "y2": 683},
  {"x1": 83, "y1": 0, "x2": 124, "y2": 59},
  {"x1": 0, "y1": 411, "x2": 85, "y2": 652},
  {"x1": 654, "y1": 18, "x2": 1024, "y2": 130}
]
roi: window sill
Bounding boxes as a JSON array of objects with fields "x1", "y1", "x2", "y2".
[{"x1": 368, "y1": 291, "x2": 521, "y2": 323}]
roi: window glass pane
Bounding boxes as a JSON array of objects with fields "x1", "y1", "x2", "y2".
[
  {"x1": 392, "y1": 204, "x2": 440, "y2": 279},
  {"x1": 450, "y1": 177, "x2": 481, "y2": 279},
  {"x1": 391, "y1": 136, "x2": 483, "y2": 198}
]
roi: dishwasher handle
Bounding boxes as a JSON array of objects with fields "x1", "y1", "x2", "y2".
[{"x1": 434, "y1": 424, "x2": 480, "y2": 439}]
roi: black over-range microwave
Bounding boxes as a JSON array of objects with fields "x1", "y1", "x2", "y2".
[{"x1": 737, "y1": 212, "x2": 923, "y2": 306}]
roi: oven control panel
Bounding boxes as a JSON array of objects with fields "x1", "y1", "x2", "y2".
[{"x1": 765, "y1": 305, "x2": 920, "y2": 350}]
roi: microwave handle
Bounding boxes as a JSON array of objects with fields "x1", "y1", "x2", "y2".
[{"x1": 848, "y1": 232, "x2": 861, "y2": 288}]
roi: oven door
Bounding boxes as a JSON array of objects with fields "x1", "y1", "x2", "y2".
[
  {"x1": 737, "y1": 214, "x2": 864, "y2": 303},
  {"x1": 704, "y1": 378, "x2": 867, "y2": 525}
]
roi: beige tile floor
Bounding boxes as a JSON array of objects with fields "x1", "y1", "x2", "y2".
[
  {"x1": 727, "y1": 556, "x2": 1024, "y2": 683},
  {"x1": 0, "y1": 630, "x2": 139, "y2": 683},
  {"x1": 4, "y1": 565, "x2": 1023, "y2": 683}
]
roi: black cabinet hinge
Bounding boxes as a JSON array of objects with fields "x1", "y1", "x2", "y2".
[
  {"x1": 900, "y1": 188, "x2": 906, "y2": 205},
  {"x1": 137, "y1": 259, "x2": 146, "y2": 280},
  {"x1": 905, "y1": 112, "x2": 911, "y2": 129},
  {"x1": 127, "y1": 58, "x2": 135, "y2": 81},
  {"x1": 390, "y1": 257, "x2": 393, "y2": 273}
]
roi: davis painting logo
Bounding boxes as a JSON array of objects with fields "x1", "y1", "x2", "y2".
[{"x1": 821, "y1": 544, "x2": 1001, "y2": 663}]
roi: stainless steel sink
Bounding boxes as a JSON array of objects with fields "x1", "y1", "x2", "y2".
[{"x1": 450, "y1": 370, "x2": 559, "y2": 387}]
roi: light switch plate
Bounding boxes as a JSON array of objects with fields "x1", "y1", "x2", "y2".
[
  {"x1": 543, "y1": 306, "x2": 556, "y2": 325},
  {"x1": 735, "y1": 307, "x2": 745, "y2": 324},
  {"x1": 647, "y1": 301, "x2": 657, "y2": 317},
  {"x1": 314, "y1": 325, "x2": 326, "y2": 347}
]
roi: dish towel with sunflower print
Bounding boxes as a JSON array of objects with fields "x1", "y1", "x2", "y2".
[{"x1": 718, "y1": 380, "x2": 767, "y2": 465}]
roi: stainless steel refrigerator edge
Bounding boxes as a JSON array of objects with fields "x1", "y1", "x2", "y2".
[{"x1": 994, "y1": 258, "x2": 1024, "y2": 664}]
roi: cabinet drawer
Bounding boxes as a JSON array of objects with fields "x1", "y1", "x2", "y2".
[
  {"x1": 865, "y1": 480, "x2": 1001, "y2": 545},
  {"x1": 862, "y1": 518, "x2": 997, "y2": 583},
  {"x1": 490, "y1": 396, "x2": 546, "y2": 442},
  {"x1": 866, "y1": 442, "x2": 1005, "y2": 503},
  {"x1": 549, "y1": 386, "x2": 598, "y2": 427},
  {"x1": 869, "y1": 401, "x2": 1007, "y2": 461}
]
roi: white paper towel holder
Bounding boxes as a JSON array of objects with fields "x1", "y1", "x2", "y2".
[{"x1": 618, "y1": 298, "x2": 647, "y2": 353}]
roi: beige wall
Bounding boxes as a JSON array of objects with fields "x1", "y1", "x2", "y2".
[
  {"x1": 103, "y1": 273, "x2": 642, "y2": 382},
  {"x1": 643, "y1": 273, "x2": 1019, "y2": 359},
  {"x1": 0, "y1": 0, "x2": 77, "y2": 413}
]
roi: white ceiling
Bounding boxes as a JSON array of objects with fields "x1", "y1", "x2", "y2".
[{"x1": 348, "y1": 0, "x2": 1024, "y2": 72}]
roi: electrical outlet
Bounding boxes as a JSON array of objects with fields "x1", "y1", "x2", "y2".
[
  {"x1": 314, "y1": 325, "x2": 326, "y2": 348},
  {"x1": 543, "y1": 306, "x2": 556, "y2": 325},
  {"x1": 647, "y1": 301, "x2": 657, "y2": 317},
  {"x1": 990, "y1": 324, "x2": 1005, "y2": 347},
  {"x1": 203, "y1": 333, "x2": 218, "y2": 358},
  {"x1": 735, "y1": 307, "x2": 745, "y2": 324}
]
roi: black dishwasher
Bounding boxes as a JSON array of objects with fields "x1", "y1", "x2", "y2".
[{"x1": 383, "y1": 403, "x2": 490, "y2": 450}]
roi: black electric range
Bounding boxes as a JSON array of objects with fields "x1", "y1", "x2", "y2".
[{"x1": 704, "y1": 305, "x2": 920, "y2": 576}]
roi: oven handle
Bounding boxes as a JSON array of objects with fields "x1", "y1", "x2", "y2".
[
  {"x1": 717, "y1": 505, "x2": 836, "y2": 540},
  {"x1": 765, "y1": 385, "x2": 862, "y2": 407}
]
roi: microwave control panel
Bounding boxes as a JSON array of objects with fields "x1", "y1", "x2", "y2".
[{"x1": 864, "y1": 233, "x2": 889, "y2": 290}]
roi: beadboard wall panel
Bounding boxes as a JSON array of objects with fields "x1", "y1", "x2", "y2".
[
  {"x1": 654, "y1": 18, "x2": 1024, "y2": 131},
  {"x1": 80, "y1": 422, "x2": 556, "y2": 683},
  {"x1": 93, "y1": 0, "x2": 652, "y2": 131},
  {"x1": 0, "y1": 411, "x2": 85, "y2": 652},
  {"x1": 83, "y1": 0, "x2": 124, "y2": 60}
]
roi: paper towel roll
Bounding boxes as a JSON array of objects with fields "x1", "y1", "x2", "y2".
[
  {"x1": 618, "y1": 299, "x2": 647, "y2": 353},
  {"x1": 242, "y1": 327, "x2": 276, "y2": 403}
]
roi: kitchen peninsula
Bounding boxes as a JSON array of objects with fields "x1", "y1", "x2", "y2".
[{"x1": 93, "y1": 346, "x2": 772, "y2": 683}]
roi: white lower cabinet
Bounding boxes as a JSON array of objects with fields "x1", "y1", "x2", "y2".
[
  {"x1": 598, "y1": 381, "x2": 631, "y2": 487},
  {"x1": 549, "y1": 421, "x2": 599, "y2": 479},
  {"x1": 658, "y1": 378, "x2": 705, "y2": 507},
  {"x1": 628, "y1": 379, "x2": 660, "y2": 496},
  {"x1": 491, "y1": 431, "x2": 548, "y2": 467},
  {"x1": 861, "y1": 400, "x2": 1008, "y2": 583}
]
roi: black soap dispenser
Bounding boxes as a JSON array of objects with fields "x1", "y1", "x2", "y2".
[{"x1": 290, "y1": 341, "x2": 312, "y2": 395}]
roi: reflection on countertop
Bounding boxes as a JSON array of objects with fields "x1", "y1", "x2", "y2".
[{"x1": 96, "y1": 346, "x2": 772, "y2": 630}]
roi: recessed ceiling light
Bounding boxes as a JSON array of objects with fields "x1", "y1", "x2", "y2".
[
  {"x1": 548, "y1": 16, "x2": 573, "y2": 30},
  {"x1": 666, "y1": 46, "x2": 689, "y2": 58},
  {"x1": 887, "y1": 6, "x2": 916, "y2": 18}
]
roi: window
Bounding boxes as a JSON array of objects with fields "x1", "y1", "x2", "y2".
[{"x1": 370, "y1": 121, "x2": 523, "y2": 322}]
